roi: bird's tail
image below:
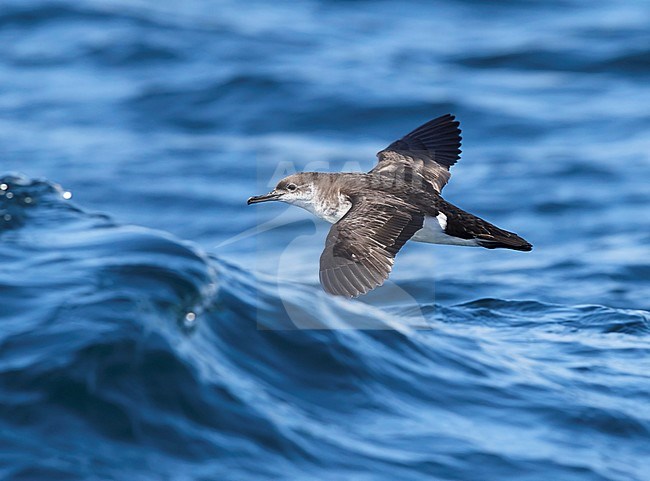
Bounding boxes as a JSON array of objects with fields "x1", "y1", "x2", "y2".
[
  {"x1": 442, "y1": 202, "x2": 533, "y2": 252},
  {"x1": 476, "y1": 233, "x2": 532, "y2": 251}
]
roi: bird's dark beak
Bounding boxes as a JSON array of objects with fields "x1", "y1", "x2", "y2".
[{"x1": 247, "y1": 191, "x2": 281, "y2": 205}]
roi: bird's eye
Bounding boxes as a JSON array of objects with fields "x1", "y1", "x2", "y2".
[{"x1": 287, "y1": 183, "x2": 297, "y2": 191}]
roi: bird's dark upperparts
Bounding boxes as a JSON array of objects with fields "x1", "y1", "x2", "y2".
[{"x1": 248, "y1": 114, "x2": 532, "y2": 298}]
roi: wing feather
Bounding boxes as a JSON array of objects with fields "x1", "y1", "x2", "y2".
[
  {"x1": 371, "y1": 113, "x2": 462, "y2": 193},
  {"x1": 319, "y1": 195, "x2": 424, "y2": 298}
]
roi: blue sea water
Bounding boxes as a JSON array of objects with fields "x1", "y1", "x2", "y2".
[{"x1": 1, "y1": 0, "x2": 650, "y2": 479}]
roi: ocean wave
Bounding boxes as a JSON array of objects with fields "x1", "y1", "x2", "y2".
[
  {"x1": 454, "y1": 46, "x2": 650, "y2": 75},
  {"x1": 2, "y1": 174, "x2": 649, "y2": 480}
]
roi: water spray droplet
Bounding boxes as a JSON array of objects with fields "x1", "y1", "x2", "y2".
[
  {"x1": 182, "y1": 311, "x2": 197, "y2": 330},
  {"x1": 62, "y1": 191, "x2": 72, "y2": 200},
  {"x1": 5, "y1": 192, "x2": 14, "y2": 199},
  {"x1": 3, "y1": 214, "x2": 11, "y2": 221},
  {"x1": 0, "y1": 184, "x2": 7, "y2": 191}
]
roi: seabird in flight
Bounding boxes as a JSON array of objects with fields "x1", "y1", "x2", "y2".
[{"x1": 248, "y1": 114, "x2": 532, "y2": 298}]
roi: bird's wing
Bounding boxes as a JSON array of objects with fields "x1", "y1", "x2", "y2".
[
  {"x1": 319, "y1": 194, "x2": 424, "y2": 298},
  {"x1": 371, "y1": 114, "x2": 462, "y2": 193}
]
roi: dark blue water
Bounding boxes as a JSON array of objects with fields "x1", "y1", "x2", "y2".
[{"x1": 2, "y1": 1, "x2": 650, "y2": 480}]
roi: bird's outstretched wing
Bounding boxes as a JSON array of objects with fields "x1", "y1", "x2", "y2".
[
  {"x1": 319, "y1": 195, "x2": 424, "y2": 298},
  {"x1": 371, "y1": 114, "x2": 462, "y2": 193}
]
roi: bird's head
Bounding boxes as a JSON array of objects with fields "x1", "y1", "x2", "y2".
[{"x1": 247, "y1": 173, "x2": 316, "y2": 207}]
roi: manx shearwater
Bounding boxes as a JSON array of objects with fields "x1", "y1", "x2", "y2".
[{"x1": 248, "y1": 114, "x2": 532, "y2": 298}]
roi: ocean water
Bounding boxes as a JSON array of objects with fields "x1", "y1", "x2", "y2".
[{"x1": 1, "y1": 1, "x2": 650, "y2": 480}]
